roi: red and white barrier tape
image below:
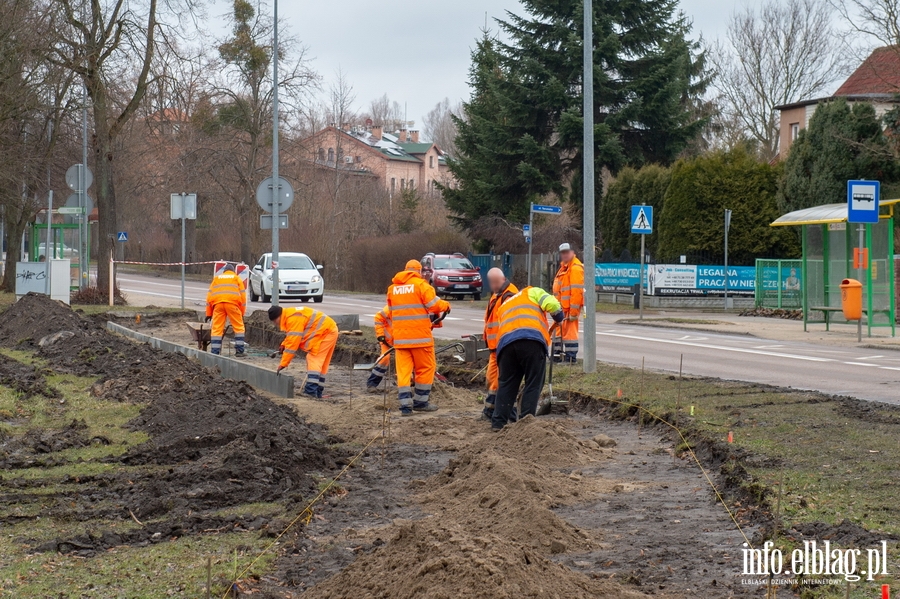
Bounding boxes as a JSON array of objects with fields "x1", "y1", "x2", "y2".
[{"x1": 112, "y1": 260, "x2": 222, "y2": 266}]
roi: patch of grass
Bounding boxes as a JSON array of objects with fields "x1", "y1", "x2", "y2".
[
  {"x1": 0, "y1": 529, "x2": 276, "y2": 597},
  {"x1": 555, "y1": 365, "x2": 900, "y2": 595},
  {"x1": 633, "y1": 317, "x2": 731, "y2": 325}
]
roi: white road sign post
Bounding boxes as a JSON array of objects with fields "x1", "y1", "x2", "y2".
[
  {"x1": 528, "y1": 203, "x2": 563, "y2": 286},
  {"x1": 170, "y1": 193, "x2": 198, "y2": 309},
  {"x1": 724, "y1": 209, "x2": 732, "y2": 311},
  {"x1": 631, "y1": 204, "x2": 653, "y2": 320}
]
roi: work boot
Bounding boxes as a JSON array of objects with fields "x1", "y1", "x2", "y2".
[
  {"x1": 400, "y1": 407, "x2": 414, "y2": 417},
  {"x1": 316, "y1": 385, "x2": 325, "y2": 399},
  {"x1": 366, "y1": 385, "x2": 381, "y2": 393},
  {"x1": 413, "y1": 402, "x2": 438, "y2": 412}
]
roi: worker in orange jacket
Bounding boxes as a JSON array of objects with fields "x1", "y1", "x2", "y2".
[
  {"x1": 492, "y1": 286, "x2": 564, "y2": 431},
  {"x1": 387, "y1": 260, "x2": 451, "y2": 416},
  {"x1": 205, "y1": 264, "x2": 246, "y2": 356},
  {"x1": 481, "y1": 268, "x2": 518, "y2": 421},
  {"x1": 367, "y1": 305, "x2": 393, "y2": 390},
  {"x1": 268, "y1": 305, "x2": 339, "y2": 398},
  {"x1": 552, "y1": 243, "x2": 585, "y2": 363}
]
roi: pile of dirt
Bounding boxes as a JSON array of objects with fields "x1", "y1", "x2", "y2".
[
  {"x1": 298, "y1": 417, "x2": 631, "y2": 598},
  {"x1": 788, "y1": 519, "x2": 899, "y2": 547},
  {"x1": 738, "y1": 307, "x2": 802, "y2": 320},
  {"x1": 0, "y1": 293, "x2": 90, "y2": 346},
  {"x1": 0, "y1": 294, "x2": 341, "y2": 548},
  {"x1": 0, "y1": 352, "x2": 58, "y2": 399},
  {"x1": 299, "y1": 519, "x2": 647, "y2": 599}
]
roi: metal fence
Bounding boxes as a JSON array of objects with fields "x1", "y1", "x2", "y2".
[
  {"x1": 754, "y1": 259, "x2": 803, "y2": 309},
  {"x1": 468, "y1": 252, "x2": 559, "y2": 291}
]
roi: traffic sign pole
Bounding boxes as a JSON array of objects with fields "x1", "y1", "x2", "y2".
[
  {"x1": 271, "y1": 0, "x2": 280, "y2": 308},
  {"x1": 527, "y1": 205, "x2": 534, "y2": 286},
  {"x1": 181, "y1": 193, "x2": 186, "y2": 310},
  {"x1": 582, "y1": 0, "x2": 596, "y2": 373},
  {"x1": 639, "y1": 231, "x2": 645, "y2": 320}
]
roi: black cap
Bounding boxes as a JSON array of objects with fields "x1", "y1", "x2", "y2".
[{"x1": 267, "y1": 306, "x2": 282, "y2": 321}]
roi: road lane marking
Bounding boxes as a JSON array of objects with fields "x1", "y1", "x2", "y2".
[
  {"x1": 858, "y1": 355, "x2": 885, "y2": 360},
  {"x1": 119, "y1": 288, "x2": 205, "y2": 302},
  {"x1": 844, "y1": 362, "x2": 879, "y2": 367},
  {"x1": 595, "y1": 330, "x2": 834, "y2": 363}
]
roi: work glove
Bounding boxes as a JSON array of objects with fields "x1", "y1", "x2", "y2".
[
  {"x1": 568, "y1": 311, "x2": 579, "y2": 321},
  {"x1": 276, "y1": 366, "x2": 285, "y2": 376},
  {"x1": 204, "y1": 316, "x2": 212, "y2": 323},
  {"x1": 278, "y1": 345, "x2": 285, "y2": 355},
  {"x1": 376, "y1": 335, "x2": 386, "y2": 344},
  {"x1": 444, "y1": 306, "x2": 451, "y2": 315}
]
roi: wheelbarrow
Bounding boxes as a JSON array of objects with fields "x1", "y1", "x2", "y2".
[{"x1": 185, "y1": 322, "x2": 211, "y2": 351}]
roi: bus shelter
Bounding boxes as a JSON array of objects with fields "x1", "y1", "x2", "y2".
[{"x1": 771, "y1": 201, "x2": 897, "y2": 337}]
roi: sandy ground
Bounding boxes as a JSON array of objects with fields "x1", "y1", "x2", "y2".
[{"x1": 122, "y1": 314, "x2": 761, "y2": 598}]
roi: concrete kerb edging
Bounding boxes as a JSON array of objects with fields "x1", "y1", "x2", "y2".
[{"x1": 106, "y1": 322, "x2": 295, "y2": 398}]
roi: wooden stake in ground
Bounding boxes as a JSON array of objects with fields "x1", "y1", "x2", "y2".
[
  {"x1": 206, "y1": 556, "x2": 212, "y2": 599},
  {"x1": 638, "y1": 357, "x2": 645, "y2": 435}
]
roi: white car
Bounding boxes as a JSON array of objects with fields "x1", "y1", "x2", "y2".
[{"x1": 249, "y1": 252, "x2": 324, "y2": 303}]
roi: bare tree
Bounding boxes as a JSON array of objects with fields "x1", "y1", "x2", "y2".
[
  {"x1": 367, "y1": 94, "x2": 405, "y2": 131},
  {"x1": 709, "y1": 0, "x2": 850, "y2": 160},
  {"x1": 423, "y1": 97, "x2": 461, "y2": 155},
  {"x1": 0, "y1": 0, "x2": 76, "y2": 291},
  {"x1": 833, "y1": 0, "x2": 900, "y2": 47},
  {"x1": 202, "y1": 0, "x2": 317, "y2": 263},
  {"x1": 50, "y1": 0, "x2": 182, "y2": 289}
]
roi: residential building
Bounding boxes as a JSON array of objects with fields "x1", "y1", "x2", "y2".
[
  {"x1": 298, "y1": 125, "x2": 454, "y2": 197},
  {"x1": 776, "y1": 46, "x2": 900, "y2": 158}
]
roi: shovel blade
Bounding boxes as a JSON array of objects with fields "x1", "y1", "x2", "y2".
[{"x1": 353, "y1": 362, "x2": 376, "y2": 370}]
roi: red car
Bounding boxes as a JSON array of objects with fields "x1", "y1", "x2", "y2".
[{"x1": 421, "y1": 252, "x2": 483, "y2": 300}]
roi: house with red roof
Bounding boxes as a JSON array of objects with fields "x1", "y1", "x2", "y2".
[{"x1": 775, "y1": 46, "x2": 900, "y2": 158}]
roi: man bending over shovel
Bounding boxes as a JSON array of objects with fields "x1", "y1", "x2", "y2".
[{"x1": 269, "y1": 306, "x2": 338, "y2": 399}]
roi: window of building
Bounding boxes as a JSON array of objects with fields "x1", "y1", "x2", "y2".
[
  {"x1": 391, "y1": 178, "x2": 396, "y2": 196},
  {"x1": 355, "y1": 155, "x2": 361, "y2": 163},
  {"x1": 409, "y1": 179, "x2": 415, "y2": 190},
  {"x1": 429, "y1": 156, "x2": 434, "y2": 168},
  {"x1": 400, "y1": 179, "x2": 406, "y2": 190},
  {"x1": 790, "y1": 123, "x2": 800, "y2": 141},
  {"x1": 318, "y1": 148, "x2": 325, "y2": 161},
  {"x1": 327, "y1": 148, "x2": 335, "y2": 162}
]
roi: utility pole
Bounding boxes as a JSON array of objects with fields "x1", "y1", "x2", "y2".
[
  {"x1": 582, "y1": 0, "x2": 596, "y2": 373},
  {"x1": 270, "y1": 0, "x2": 280, "y2": 307}
]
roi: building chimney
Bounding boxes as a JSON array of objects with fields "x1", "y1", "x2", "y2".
[
  {"x1": 371, "y1": 126, "x2": 383, "y2": 141},
  {"x1": 410, "y1": 130, "x2": 420, "y2": 143}
]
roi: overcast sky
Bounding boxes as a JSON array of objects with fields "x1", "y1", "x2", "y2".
[{"x1": 210, "y1": 0, "x2": 739, "y2": 128}]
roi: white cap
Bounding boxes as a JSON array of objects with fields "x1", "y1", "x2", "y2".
[{"x1": 559, "y1": 243, "x2": 572, "y2": 252}]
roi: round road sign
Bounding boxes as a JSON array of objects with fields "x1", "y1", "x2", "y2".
[
  {"x1": 256, "y1": 177, "x2": 294, "y2": 213},
  {"x1": 65, "y1": 164, "x2": 93, "y2": 191}
]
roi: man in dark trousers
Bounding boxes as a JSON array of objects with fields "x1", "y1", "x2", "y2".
[{"x1": 490, "y1": 286, "x2": 564, "y2": 432}]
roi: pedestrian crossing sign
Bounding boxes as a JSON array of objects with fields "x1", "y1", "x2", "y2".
[
  {"x1": 116, "y1": 232, "x2": 128, "y2": 242},
  {"x1": 631, "y1": 206, "x2": 653, "y2": 234}
]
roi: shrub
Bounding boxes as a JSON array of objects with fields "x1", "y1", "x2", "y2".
[{"x1": 71, "y1": 286, "x2": 128, "y2": 306}]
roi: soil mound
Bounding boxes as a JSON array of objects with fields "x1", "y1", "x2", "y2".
[
  {"x1": 0, "y1": 352, "x2": 58, "y2": 398},
  {"x1": 789, "y1": 519, "x2": 899, "y2": 547},
  {"x1": 0, "y1": 293, "x2": 89, "y2": 347},
  {"x1": 300, "y1": 520, "x2": 647, "y2": 599},
  {"x1": 0, "y1": 295, "x2": 341, "y2": 547},
  {"x1": 470, "y1": 415, "x2": 603, "y2": 467}
]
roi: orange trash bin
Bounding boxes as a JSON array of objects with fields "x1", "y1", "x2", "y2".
[{"x1": 840, "y1": 279, "x2": 862, "y2": 321}]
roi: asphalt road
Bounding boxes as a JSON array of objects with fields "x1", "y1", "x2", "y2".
[{"x1": 118, "y1": 274, "x2": 900, "y2": 405}]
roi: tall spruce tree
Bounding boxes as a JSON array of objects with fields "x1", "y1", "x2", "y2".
[{"x1": 446, "y1": 0, "x2": 708, "y2": 230}]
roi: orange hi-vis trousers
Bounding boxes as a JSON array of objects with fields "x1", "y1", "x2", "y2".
[
  {"x1": 297, "y1": 328, "x2": 339, "y2": 398},
  {"x1": 367, "y1": 342, "x2": 393, "y2": 388},
  {"x1": 395, "y1": 346, "x2": 436, "y2": 411},
  {"x1": 483, "y1": 351, "x2": 499, "y2": 416},
  {"x1": 552, "y1": 317, "x2": 579, "y2": 363},
  {"x1": 211, "y1": 303, "x2": 245, "y2": 355}
]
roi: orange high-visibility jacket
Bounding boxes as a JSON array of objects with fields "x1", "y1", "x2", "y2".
[
  {"x1": 497, "y1": 287, "x2": 561, "y2": 354},
  {"x1": 279, "y1": 307, "x2": 338, "y2": 367},
  {"x1": 374, "y1": 305, "x2": 394, "y2": 346},
  {"x1": 483, "y1": 281, "x2": 519, "y2": 350},
  {"x1": 553, "y1": 256, "x2": 585, "y2": 314},
  {"x1": 387, "y1": 270, "x2": 450, "y2": 349},
  {"x1": 206, "y1": 272, "x2": 246, "y2": 317}
]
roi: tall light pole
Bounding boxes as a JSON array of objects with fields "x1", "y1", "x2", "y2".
[
  {"x1": 582, "y1": 0, "x2": 596, "y2": 374},
  {"x1": 270, "y1": 0, "x2": 280, "y2": 307}
]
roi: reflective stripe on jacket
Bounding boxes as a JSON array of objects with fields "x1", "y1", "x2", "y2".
[
  {"x1": 206, "y1": 272, "x2": 245, "y2": 317},
  {"x1": 553, "y1": 256, "x2": 585, "y2": 313},
  {"x1": 496, "y1": 287, "x2": 562, "y2": 355},
  {"x1": 483, "y1": 281, "x2": 519, "y2": 350},
  {"x1": 387, "y1": 270, "x2": 450, "y2": 349},
  {"x1": 279, "y1": 307, "x2": 338, "y2": 358},
  {"x1": 374, "y1": 305, "x2": 394, "y2": 346}
]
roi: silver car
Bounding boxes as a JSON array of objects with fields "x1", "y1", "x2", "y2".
[{"x1": 249, "y1": 252, "x2": 324, "y2": 302}]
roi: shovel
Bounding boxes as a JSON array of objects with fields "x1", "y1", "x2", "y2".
[
  {"x1": 536, "y1": 331, "x2": 568, "y2": 415},
  {"x1": 353, "y1": 345, "x2": 394, "y2": 371}
]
